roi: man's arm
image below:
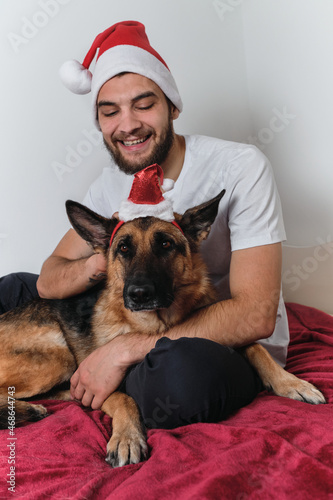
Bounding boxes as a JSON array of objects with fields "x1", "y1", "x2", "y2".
[
  {"x1": 71, "y1": 242, "x2": 282, "y2": 409},
  {"x1": 166, "y1": 242, "x2": 282, "y2": 346},
  {"x1": 37, "y1": 228, "x2": 107, "y2": 299}
]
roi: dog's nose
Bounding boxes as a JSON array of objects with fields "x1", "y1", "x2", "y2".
[{"x1": 127, "y1": 283, "x2": 156, "y2": 305}]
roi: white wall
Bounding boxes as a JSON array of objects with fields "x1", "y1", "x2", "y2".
[
  {"x1": 241, "y1": 0, "x2": 333, "y2": 313},
  {"x1": 1, "y1": 1, "x2": 332, "y2": 312},
  {"x1": 242, "y1": 0, "x2": 333, "y2": 247},
  {"x1": 0, "y1": 0, "x2": 250, "y2": 276}
]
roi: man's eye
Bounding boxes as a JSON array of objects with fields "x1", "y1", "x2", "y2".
[
  {"x1": 103, "y1": 110, "x2": 118, "y2": 117},
  {"x1": 137, "y1": 103, "x2": 154, "y2": 111}
]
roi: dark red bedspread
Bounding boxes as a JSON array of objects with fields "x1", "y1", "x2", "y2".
[{"x1": 1, "y1": 303, "x2": 333, "y2": 499}]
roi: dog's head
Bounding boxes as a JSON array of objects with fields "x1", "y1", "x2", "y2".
[{"x1": 66, "y1": 190, "x2": 225, "y2": 312}]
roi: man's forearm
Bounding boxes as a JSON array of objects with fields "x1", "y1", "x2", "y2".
[
  {"x1": 163, "y1": 243, "x2": 282, "y2": 349},
  {"x1": 163, "y1": 294, "x2": 279, "y2": 349},
  {"x1": 37, "y1": 254, "x2": 106, "y2": 299},
  {"x1": 119, "y1": 293, "x2": 279, "y2": 370}
]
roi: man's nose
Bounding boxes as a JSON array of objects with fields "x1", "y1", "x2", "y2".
[{"x1": 118, "y1": 110, "x2": 142, "y2": 135}]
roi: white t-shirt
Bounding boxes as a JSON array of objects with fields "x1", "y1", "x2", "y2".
[{"x1": 83, "y1": 135, "x2": 289, "y2": 366}]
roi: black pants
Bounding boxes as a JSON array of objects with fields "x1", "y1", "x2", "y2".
[
  {"x1": 0, "y1": 272, "x2": 39, "y2": 314},
  {"x1": 123, "y1": 336, "x2": 262, "y2": 428},
  {"x1": 0, "y1": 272, "x2": 262, "y2": 428}
]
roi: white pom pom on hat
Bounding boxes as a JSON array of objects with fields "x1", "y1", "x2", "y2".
[
  {"x1": 59, "y1": 20, "x2": 183, "y2": 129},
  {"x1": 59, "y1": 59, "x2": 92, "y2": 95}
]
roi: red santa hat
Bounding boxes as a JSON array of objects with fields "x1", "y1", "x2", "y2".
[
  {"x1": 59, "y1": 20, "x2": 183, "y2": 129},
  {"x1": 109, "y1": 164, "x2": 182, "y2": 246},
  {"x1": 119, "y1": 164, "x2": 174, "y2": 222}
]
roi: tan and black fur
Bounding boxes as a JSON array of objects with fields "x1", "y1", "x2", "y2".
[{"x1": 0, "y1": 190, "x2": 326, "y2": 467}]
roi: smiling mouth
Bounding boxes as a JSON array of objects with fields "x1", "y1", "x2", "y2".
[{"x1": 121, "y1": 135, "x2": 150, "y2": 147}]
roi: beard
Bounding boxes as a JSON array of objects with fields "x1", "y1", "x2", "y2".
[{"x1": 103, "y1": 117, "x2": 175, "y2": 175}]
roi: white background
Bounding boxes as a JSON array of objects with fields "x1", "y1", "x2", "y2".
[{"x1": 1, "y1": 0, "x2": 332, "y2": 289}]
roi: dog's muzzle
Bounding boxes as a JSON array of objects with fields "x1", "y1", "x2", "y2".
[{"x1": 123, "y1": 277, "x2": 174, "y2": 311}]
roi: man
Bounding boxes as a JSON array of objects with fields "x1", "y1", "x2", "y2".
[{"x1": 0, "y1": 21, "x2": 288, "y2": 429}]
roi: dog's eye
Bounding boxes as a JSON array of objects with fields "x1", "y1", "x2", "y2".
[
  {"x1": 154, "y1": 233, "x2": 176, "y2": 255},
  {"x1": 115, "y1": 236, "x2": 133, "y2": 258}
]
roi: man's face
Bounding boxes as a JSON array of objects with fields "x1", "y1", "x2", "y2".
[{"x1": 97, "y1": 73, "x2": 179, "y2": 175}]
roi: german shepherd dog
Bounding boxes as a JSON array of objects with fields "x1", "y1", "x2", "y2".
[{"x1": 0, "y1": 190, "x2": 325, "y2": 467}]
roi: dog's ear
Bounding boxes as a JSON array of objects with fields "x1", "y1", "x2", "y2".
[
  {"x1": 176, "y1": 189, "x2": 225, "y2": 244},
  {"x1": 66, "y1": 201, "x2": 119, "y2": 253}
]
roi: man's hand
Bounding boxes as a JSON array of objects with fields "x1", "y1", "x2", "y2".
[
  {"x1": 37, "y1": 229, "x2": 108, "y2": 299},
  {"x1": 70, "y1": 340, "x2": 130, "y2": 410},
  {"x1": 85, "y1": 253, "x2": 107, "y2": 286},
  {"x1": 70, "y1": 333, "x2": 159, "y2": 410}
]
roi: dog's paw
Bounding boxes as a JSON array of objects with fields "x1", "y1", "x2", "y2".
[
  {"x1": 30, "y1": 403, "x2": 49, "y2": 420},
  {"x1": 14, "y1": 401, "x2": 48, "y2": 425},
  {"x1": 105, "y1": 428, "x2": 148, "y2": 468},
  {"x1": 270, "y1": 372, "x2": 326, "y2": 405}
]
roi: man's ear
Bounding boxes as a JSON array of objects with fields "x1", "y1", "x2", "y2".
[
  {"x1": 66, "y1": 201, "x2": 119, "y2": 253},
  {"x1": 175, "y1": 189, "x2": 226, "y2": 244},
  {"x1": 171, "y1": 107, "x2": 180, "y2": 120}
]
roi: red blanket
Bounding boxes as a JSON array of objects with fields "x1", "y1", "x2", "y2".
[{"x1": 1, "y1": 303, "x2": 333, "y2": 499}]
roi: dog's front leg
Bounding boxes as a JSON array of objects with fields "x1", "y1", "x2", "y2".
[
  {"x1": 101, "y1": 391, "x2": 148, "y2": 467},
  {"x1": 242, "y1": 343, "x2": 326, "y2": 404}
]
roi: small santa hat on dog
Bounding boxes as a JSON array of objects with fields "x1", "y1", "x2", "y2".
[
  {"x1": 59, "y1": 20, "x2": 183, "y2": 129},
  {"x1": 109, "y1": 164, "x2": 182, "y2": 246},
  {"x1": 119, "y1": 164, "x2": 174, "y2": 222}
]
